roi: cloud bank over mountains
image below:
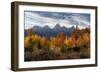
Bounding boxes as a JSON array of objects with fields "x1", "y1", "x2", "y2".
[{"x1": 24, "y1": 11, "x2": 90, "y2": 29}]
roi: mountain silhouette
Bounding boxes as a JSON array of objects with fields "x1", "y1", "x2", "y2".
[
  {"x1": 54, "y1": 23, "x2": 61, "y2": 29},
  {"x1": 25, "y1": 24, "x2": 76, "y2": 38}
]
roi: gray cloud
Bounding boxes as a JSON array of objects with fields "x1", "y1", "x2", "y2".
[{"x1": 24, "y1": 11, "x2": 90, "y2": 29}]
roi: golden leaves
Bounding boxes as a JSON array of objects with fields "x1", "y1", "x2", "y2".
[{"x1": 24, "y1": 28, "x2": 90, "y2": 51}]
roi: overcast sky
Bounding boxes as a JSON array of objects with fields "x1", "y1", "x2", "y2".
[{"x1": 24, "y1": 11, "x2": 90, "y2": 29}]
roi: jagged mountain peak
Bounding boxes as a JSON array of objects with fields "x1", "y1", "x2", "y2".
[
  {"x1": 44, "y1": 25, "x2": 50, "y2": 29},
  {"x1": 54, "y1": 23, "x2": 61, "y2": 28}
]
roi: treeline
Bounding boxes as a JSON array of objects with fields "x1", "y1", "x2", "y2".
[{"x1": 24, "y1": 28, "x2": 90, "y2": 61}]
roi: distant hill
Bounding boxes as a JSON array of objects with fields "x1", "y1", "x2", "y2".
[{"x1": 24, "y1": 24, "x2": 76, "y2": 38}]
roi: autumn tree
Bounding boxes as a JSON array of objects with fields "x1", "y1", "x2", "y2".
[
  {"x1": 57, "y1": 32, "x2": 66, "y2": 47},
  {"x1": 24, "y1": 36, "x2": 30, "y2": 49}
]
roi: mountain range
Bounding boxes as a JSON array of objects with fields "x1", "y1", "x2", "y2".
[{"x1": 24, "y1": 24, "x2": 76, "y2": 38}]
